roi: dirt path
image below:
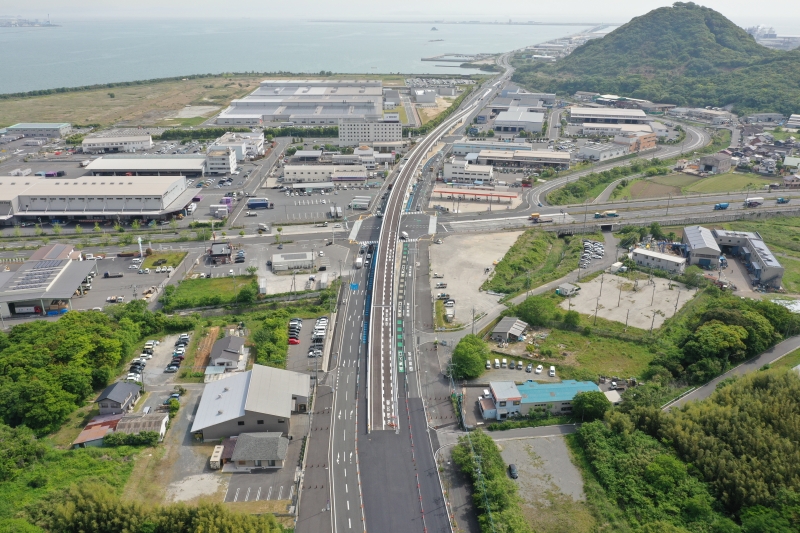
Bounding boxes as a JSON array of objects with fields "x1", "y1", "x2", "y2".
[{"x1": 193, "y1": 327, "x2": 219, "y2": 371}]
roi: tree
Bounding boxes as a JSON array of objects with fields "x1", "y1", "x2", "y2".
[
  {"x1": 35, "y1": 224, "x2": 43, "y2": 237},
  {"x1": 275, "y1": 227, "x2": 283, "y2": 243},
  {"x1": 682, "y1": 265, "x2": 705, "y2": 288},
  {"x1": 94, "y1": 222, "x2": 102, "y2": 234},
  {"x1": 13, "y1": 226, "x2": 21, "y2": 238},
  {"x1": 515, "y1": 296, "x2": 557, "y2": 327},
  {"x1": 650, "y1": 221, "x2": 666, "y2": 240},
  {"x1": 236, "y1": 283, "x2": 257, "y2": 305},
  {"x1": 487, "y1": 129, "x2": 495, "y2": 137},
  {"x1": 246, "y1": 266, "x2": 258, "y2": 276},
  {"x1": 52, "y1": 223, "x2": 62, "y2": 236},
  {"x1": 451, "y1": 334, "x2": 489, "y2": 380},
  {"x1": 563, "y1": 310, "x2": 580, "y2": 328},
  {"x1": 131, "y1": 219, "x2": 141, "y2": 231},
  {"x1": 572, "y1": 390, "x2": 611, "y2": 421},
  {"x1": 170, "y1": 219, "x2": 178, "y2": 231},
  {"x1": 74, "y1": 224, "x2": 83, "y2": 235}
]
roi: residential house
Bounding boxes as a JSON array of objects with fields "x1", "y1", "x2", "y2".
[
  {"x1": 230, "y1": 432, "x2": 289, "y2": 469},
  {"x1": 211, "y1": 336, "x2": 245, "y2": 369},
  {"x1": 71, "y1": 414, "x2": 123, "y2": 448},
  {"x1": 96, "y1": 382, "x2": 141, "y2": 415}
]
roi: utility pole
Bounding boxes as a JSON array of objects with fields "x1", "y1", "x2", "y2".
[
  {"x1": 472, "y1": 307, "x2": 475, "y2": 335},
  {"x1": 582, "y1": 199, "x2": 589, "y2": 235},
  {"x1": 593, "y1": 297, "x2": 599, "y2": 325},
  {"x1": 666, "y1": 193, "x2": 671, "y2": 217},
  {"x1": 674, "y1": 289, "x2": 680, "y2": 313},
  {"x1": 625, "y1": 308, "x2": 630, "y2": 331},
  {"x1": 618, "y1": 281, "x2": 622, "y2": 307},
  {"x1": 598, "y1": 273, "x2": 605, "y2": 298}
]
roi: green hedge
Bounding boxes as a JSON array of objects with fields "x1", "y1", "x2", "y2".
[{"x1": 103, "y1": 430, "x2": 159, "y2": 447}]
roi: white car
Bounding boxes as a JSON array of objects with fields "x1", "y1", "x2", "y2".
[
  {"x1": 549, "y1": 366, "x2": 556, "y2": 377},
  {"x1": 535, "y1": 365, "x2": 543, "y2": 374},
  {"x1": 128, "y1": 264, "x2": 138, "y2": 269},
  {"x1": 166, "y1": 266, "x2": 174, "y2": 273},
  {"x1": 318, "y1": 250, "x2": 324, "y2": 257},
  {"x1": 334, "y1": 223, "x2": 341, "y2": 228}
]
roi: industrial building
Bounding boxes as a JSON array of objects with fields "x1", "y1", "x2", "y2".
[
  {"x1": 787, "y1": 115, "x2": 800, "y2": 129},
  {"x1": 493, "y1": 107, "x2": 544, "y2": 133},
  {"x1": 682, "y1": 226, "x2": 721, "y2": 268},
  {"x1": 284, "y1": 164, "x2": 366, "y2": 183},
  {"x1": 206, "y1": 147, "x2": 237, "y2": 174},
  {"x1": 712, "y1": 229, "x2": 784, "y2": 288},
  {"x1": 631, "y1": 248, "x2": 686, "y2": 274},
  {"x1": 81, "y1": 135, "x2": 154, "y2": 154},
  {"x1": 490, "y1": 317, "x2": 528, "y2": 342},
  {"x1": 190, "y1": 364, "x2": 310, "y2": 441},
  {"x1": 271, "y1": 252, "x2": 314, "y2": 272},
  {"x1": 479, "y1": 380, "x2": 600, "y2": 420},
  {"x1": 578, "y1": 143, "x2": 628, "y2": 162},
  {"x1": 413, "y1": 89, "x2": 437, "y2": 103},
  {"x1": 217, "y1": 80, "x2": 383, "y2": 125},
  {"x1": 338, "y1": 117, "x2": 402, "y2": 146},
  {"x1": 209, "y1": 131, "x2": 265, "y2": 161},
  {"x1": 85, "y1": 155, "x2": 207, "y2": 178},
  {"x1": 6, "y1": 122, "x2": 71, "y2": 138},
  {"x1": 0, "y1": 243, "x2": 99, "y2": 319},
  {"x1": 568, "y1": 107, "x2": 649, "y2": 124},
  {"x1": 451, "y1": 139, "x2": 531, "y2": 156},
  {"x1": 500, "y1": 87, "x2": 556, "y2": 106},
  {"x1": 667, "y1": 107, "x2": 732, "y2": 124},
  {"x1": 443, "y1": 158, "x2": 494, "y2": 184},
  {"x1": 699, "y1": 154, "x2": 732, "y2": 175},
  {"x1": 613, "y1": 131, "x2": 657, "y2": 153},
  {"x1": 581, "y1": 123, "x2": 653, "y2": 136},
  {"x1": 475, "y1": 149, "x2": 570, "y2": 169},
  {"x1": 744, "y1": 113, "x2": 785, "y2": 124},
  {"x1": 0, "y1": 174, "x2": 194, "y2": 224}
]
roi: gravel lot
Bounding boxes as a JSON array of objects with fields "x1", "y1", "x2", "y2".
[
  {"x1": 429, "y1": 231, "x2": 522, "y2": 326},
  {"x1": 561, "y1": 273, "x2": 692, "y2": 329}
]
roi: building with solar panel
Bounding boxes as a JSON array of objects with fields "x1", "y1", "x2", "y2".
[{"x1": 0, "y1": 244, "x2": 99, "y2": 319}]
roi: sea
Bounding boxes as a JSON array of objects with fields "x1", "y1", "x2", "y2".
[{"x1": 0, "y1": 19, "x2": 593, "y2": 94}]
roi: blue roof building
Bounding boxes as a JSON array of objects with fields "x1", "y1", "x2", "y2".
[{"x1": 517, "y1": 379, "x2": 600, "y2": 415}]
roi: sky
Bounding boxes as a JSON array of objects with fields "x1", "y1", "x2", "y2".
[{"x1": 2, "y1": 0, "x2": 798, "y2": 33}]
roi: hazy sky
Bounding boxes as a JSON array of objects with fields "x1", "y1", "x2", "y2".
[{"x1": 3, "y1": 0, "x2": 798, "y2": 32}]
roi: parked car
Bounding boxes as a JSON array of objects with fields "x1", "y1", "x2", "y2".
[
  {"x1": 535, "y1": 365, "x2": 543, "y2": 374},
  {"x1": 289, "y1": 338, "x2": 301, "y2": 345},
  {"x1": 509, "y1": 464, "x2": 519, "y2": 479},
  {"x1": 164, "y1": 365, "x2": 179, "y2": 373}
]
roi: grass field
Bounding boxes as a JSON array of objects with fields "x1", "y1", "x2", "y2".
[
  {"x1": 615, "y1": 174, "x2": 702, "y2": 200},
  {"x1": 385, "y1": 106, "x2": 408, "y2": 124},
  {"x1": 0, "y1": 73, "x2": 415, "y2": 128},
  {"x1": 764, "y1": 128, "x2": 799, "y2": 142},
  {"x1": 170, "y1": 274, "x2": 256, "y2": 303},
  {"x1": 768, "y1": 346, "x2": 800, "y2": 371},
  {"x1": 683, "y1": 172, "x2": 775, "y2": 194},
  {"x1": 141, "y1": 251, "x2": 188, "y2": 269}
]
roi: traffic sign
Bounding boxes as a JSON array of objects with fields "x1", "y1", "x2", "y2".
[{"x1": 350, "y1": 283, "x2": 359, "y2": 291}]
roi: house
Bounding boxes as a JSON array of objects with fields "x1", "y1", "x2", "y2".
[
  {"x1": 96, "y1": 382, "x2": 141, "y2": 415},
  {"x1": 517, "y1": 380, "x2": 600, "y2": 416},
  {"x1": 71, "y1": 414, "x2": 123, "y2": 448},
  {"x1": 479, "y1": 381, "x2": 522, "y2": 420},
  {"x1": 682, "y1": 226, "x2": 721, "y2": 269},
  {"x1": 783, "y1": 174, "x2": 800, "y2": 188},
  {"x1": 699, "y1": 153, "x2": 732, "y2": 174},
  {"x1": 230, "y1": 432, "x2": 289, "y2": 469},
  {"x1": 490, "y1": 317, "x2": 528, "y2": 342},
  {"x1": 115, "y1": 412, "x2": 170, "y2": 441},
  {"x1": 211, "y1": 336, "x2": 245, "y2": 369},
  {"x1": 190, "y1": 364, "x2": 310, "y2": 441},
  {"x1": 783, "y1": 157, "x2": 800, "y2": 172}
]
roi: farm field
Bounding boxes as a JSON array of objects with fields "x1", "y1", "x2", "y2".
[{"x1": 683, "y1": 172, "x2": 775, "y2": 194}]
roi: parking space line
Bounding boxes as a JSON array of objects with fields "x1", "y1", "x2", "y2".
[
  {"x1": 267, "y1": 486, "x2": 273, "y2": 500},
  {"x1": 233, "y1": 487, "x2": 240, "y2": 502},
  {"x1": 278, "y1": 486, "x2": 284, "y2": 500},
  {"x1": 256, "y1": 487, "x2": 261, "y2": 501},
  {"x1": 245, "y1": 487, "x2": 251, "y2": 501}
]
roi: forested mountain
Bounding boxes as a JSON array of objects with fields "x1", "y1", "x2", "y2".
[{"x1": 512, "y1": 2, "x2": 800, "y2": 115}]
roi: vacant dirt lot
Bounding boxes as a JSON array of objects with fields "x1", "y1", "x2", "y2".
[
  {"x1": 629, "y1": 180, "x2": 680, "y2": 199},
  {"x1": 562, "y1": 274, "x2": 692, "y2": 329},
  {"x1": 418, "y1": 96, "x2": 454, "y2": 125},
  {"x1": 497, "y1": 436, "x2": 595, "y2": 533},
  {"x1": 430, "y1": 232, "x2": 522, "y2": 327}
]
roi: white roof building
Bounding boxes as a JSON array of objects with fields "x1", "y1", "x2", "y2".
[
  {"x1": 682, "y1": 226, "x2": 721, "y2": 268},
  {"x1": 631, "y1": 248, "x2": 686, "y2": 274},
  {"x1": 494, "y1": 107, "x2": 544, "y2": 133},
  {"x1": 82, "y1": 135, "x2": 154, "y2": 153},
  {"x1": 568, "y1": 107, "x2": 649, "y2": 124},
  {"x1": 85, "y1": 155, "x2": 206, "y2": 177}
]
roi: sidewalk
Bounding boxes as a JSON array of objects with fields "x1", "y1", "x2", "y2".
[{"x1": 295, "y1": 385, "x2": 334, "y2": 533}]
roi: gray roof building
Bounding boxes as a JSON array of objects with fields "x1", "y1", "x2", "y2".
[
  {"x1": 116, "y1": 412, "x2": 170, "y2": 441},
  {"x1": 190, "y1": 364, "x2": 310, "y2": 441},
  {"x1": 211, "y1": 336, "x2": 245, "y2": 368},
  {"x1": 683, "y1": 226, "x2": 722, "y2": 268},
  {"x1": 231, "y1": 432, "x2": 289, "y2": 463},
  {"x1": 491, "y1": 316, "x2": 529, "y2": 342},
  {"x1": 96, "y1": 382, "x2": 141, "y2": 415}
]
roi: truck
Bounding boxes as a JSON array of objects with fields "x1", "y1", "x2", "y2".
[
  {"x1": 436, "y1": 293, "x2": 450, "y2": 300},
  {"x1": 435, "y1": 282, "x2": 447, "y2": 289},
  {"x1": 594, "y1": 210, "x2": 619, "y2": 218},
  {"x1": 400, "y1": 231, "x2": 409, "y2": 240},
  {"x1": 257, "y1": 223, "x2": 270, "y2": 232},
  {"x1": 744, "y1": 197, "x2": 764, "y2": 207},
  {"x1": 245, "y1": 211, "x2": 258, "y2": 217},
  {"x1": 103, "y1": 272, "x2": 124, "y2": 279},
  {"x1": 316, "y1": 221, "x2": 329, "y2": 227},
  {"x1": 247, "y1": 198, "x2": 271, "y2": 209},
  {"x1": 777, "y1": 197, "x2": 791, "y2": 204},
  {"x1": 529, "y1": 213, "x2": 553, "y2": 223},
  {"x1": 714, "y1": 203, "x2": 730, "y2": 210},
  {"x1": 355, "y1": 257, "x2": 363, "y2": 269},
  {"x1": 433, "y1": 273, "x2": 444, "y2": 278}
]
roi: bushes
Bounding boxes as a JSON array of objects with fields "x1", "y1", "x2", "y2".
[
  {"x1": 451, "y1": 430, "x2": 533, "y2": 533},
  {"x1": 548, "y1": 160, "x2": 646, "y2": 205},
  {"x1": 155, "y1": 127, "x2": 250, "y2": 141},
  {"x1": 451, "y1": 335, "x2": 489, "y2": 379},
  {"x1": 251, "y1": 312, "x2": 290, "y2": 368},
  {"x1": 263, "y1": 125, "x2": 338, "y2": 138},
  {"x1": 103, "y1": 431, "x2": 159, "y2": 447}
]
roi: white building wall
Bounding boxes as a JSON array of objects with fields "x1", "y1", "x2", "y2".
[
  {"x1": 82, "y1": 136, "x2": 154, "y2": 153},
  {"x1": 206, "y1": 148, "x2": 237, "y2": 174},
  {"x1": 338, "y1": 118, "x2": 403, "y2": 147}
]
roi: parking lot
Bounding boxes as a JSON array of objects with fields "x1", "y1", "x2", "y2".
[
  {"x1": 70, "y1": 256, "x2": 173, "y2": 311},
  {"x1": 429, "y1": 231, "x2": 523, "y2": 327}
]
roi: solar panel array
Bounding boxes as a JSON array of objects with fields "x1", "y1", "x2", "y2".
[{"x1": 8, "y1": 260, "x2": 63, "y2": 291}]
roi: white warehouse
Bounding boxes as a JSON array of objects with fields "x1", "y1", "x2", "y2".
[
  {"x1": 209, "y1": 132, "x2": 265, "y2": 161},
  {"x1": 493, "y1": 107, "x2": 544, "y2": 133},
  {"x1": 82, "y1": 135, "x2": 154, "y2": 154},
  {"x1": 579, "y1": 143, "x2": 628, "y2": 162},
  {"x1": 631, "y1": 249, "x2": 686, "y2": 274}
]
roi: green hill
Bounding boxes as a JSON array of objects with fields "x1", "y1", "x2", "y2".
[{"x1": 512, "y1": 2, "x2": 800, "y2": 115}]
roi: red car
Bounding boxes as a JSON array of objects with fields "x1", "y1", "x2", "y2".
[{"x1": 288, "y1": 338, "x2": 301, "y2": 345}]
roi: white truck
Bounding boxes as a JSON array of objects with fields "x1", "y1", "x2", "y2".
[
  {"x1": 355, "y1": 257, "x2": 363, "y2": 269},
  {"x1": 400, "y1": 231, "x2": 409, "y2": 240}
]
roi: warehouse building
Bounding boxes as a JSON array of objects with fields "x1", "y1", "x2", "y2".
[
  {"x1": 581, "y1": 123, "x2": 653, "y2": 136},
  {"x1": 490, "y1": 317, "x2": 528, "y2": 342},
  {"x1": 443, "y1": 158, "x2": 494, "y2": 184},
  {"x1": 682, "y1": 226, "x2": 721, "y2": 268},
  {"x1": 0, "y1": 174, "x2": 194, "y2": 225},
  {"x1": 631, "y1": 248, "x2": 686, "y2": 274},
  {"x1": 475, "y1": 149, "x2": 570, "y2": 169},
  {"x1": 206, "y1": 147, "x2": 237, "y2": 175},
  {"x1": 568, "y1": 108, "x2": 649, "y2": 124},
  {"x1": 209, "y1": 131, "x2": 265, "y2": 161},
  {"x1": 0, "y1": 243, "x2": 99, "y2": 319},
  {"x1": 271, "y1": 252, "x2": 314, "y2": 272},
  {"x1": 493, "y1": 107, "x2": 544, "y2": 133},
  {"x1": 500, "y1": 87, "x2": 556, "y2": 106},
  {"x1": 712, "y1": 229, "x2": 784, "y2": 288},
  {"x1": 667, "y1": 107, "x2": 732, "y2": 124},
  {"x1": 190, "y1": 364, "x2": 310, "y2": 441},
  {"x1": 82, "y1": 135, "x2": 154, "y2": 154},
  {"x1": 699, "y1": 154, "x2": 732, "y2": 175},
  {"x1": 6, "y1": 122, "x2": 71, "y2": 138},
  {"x1": 413, "y1": 89, "x2": 437, "y2": 103},
  {"x1": 452, "y1": 139, "x2": 531, "y2": 156},
  {"x1": 613, "y1": 131, "x2": 658, "y2": 153},
  {"x1": 217, "y1": 80, "x2": 384, "y2": 125},
  {"x1": 787, "y1": 115, "x2": 800, "y2": 129},
  {"x1": 579, "y1": 143, "x2": 628, "y2": 162},
  {"x1": 85, "y1": 155, "x2": 207, "y2": 178},
  {"x1": 338, "y1": 117, "x2": 402, "y2": 146}
]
